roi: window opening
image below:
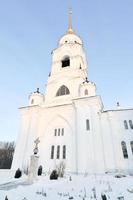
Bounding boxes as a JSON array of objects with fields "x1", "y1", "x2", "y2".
[
  {"x1": 62, "y1": 56, "x2": 70, "y2": 68},
  {"x1": 86, "y1": 119, "x2": 90, "y2": 131},
  {"x1": 51, "y1": 146, "x2": 54, "y2": 159},
  {"x1": 85, "y1": 89, "x2": 88, "y2": 95},
  {"x1": 56, "y1": 85, "x2": 70, "y2": 96},
  {"x1": 121, "y1": 141, "x2": 128, "y2": 159},
  {"x1": 31, "y1": 99, "x2": 34, "y2": 104},
  {"x1": 124, "y1": 120, "x2": 128, "y2": 129},
  {"x1": 58, "y1": 129, "x2": 60, "y2": 136},
  {"x1": 130, "y1": 141, "x2": 133, "y2": 154},
  {"x1": 129, "y1": 120, "x2": 133, "y2": 129},
  {"x1": 57, "y1": 145, "x2": 60, "y2": 159},
  {"x1": 62, "y1": 128, "x2": 64, "y2": 136},
  {"x1": 63, "y1": 145, "x2": 66, "y2": 159}
]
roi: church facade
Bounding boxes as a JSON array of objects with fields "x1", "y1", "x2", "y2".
[{"x1": 12, "y1": 16, "x2": 133, "y2": 174}]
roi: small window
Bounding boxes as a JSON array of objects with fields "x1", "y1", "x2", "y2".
[
  {"x1": 56, "y1": 85, "x2": 70, "y2": 96},
  {"x1": 130, "y1": 141, "x2": 133, "y2": 154},
  {"x1": 62, "y1": 128, "x2": 64, "y2": 136},
  {"x1": 62, "y1": 56, "x2": 70, "y2": 68},
  {"x1": 86, "y1": 119, "x2": 90, "y2": 131},
  {"x1": 58, "y1": 129, "x2": 60, "y2": 136},
  {"x1": 31, "y1": 99, "x2": 34, "y2": 104},
  {"x1": 54, "y1": 129, "x2": 57, "y2": 136},
  {"x1": 51, "y1": 146, "x2": 54, "y2": 159},
  {"x1": 57, "y1": 145, "x2": 60, "y2": 159},
  {"x1": 85, "y1": 89, "x2": 88, "y2": 95},
  {"x1": 124, "y1": 120, "x2": 128, "y2": 129},
  {"x1": 129, "y1": 120, "x2": 133, "y2": 129},
  {"x1": 63, "y1": 145, "x2": 66, "y2": 159},
  {"x1": 121, "y1": 141, "x2": 128, "y2": 159}
]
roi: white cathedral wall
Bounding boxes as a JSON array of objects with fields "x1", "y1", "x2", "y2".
[
  {"x1": 12, "y1": 106, "x2": 41, "y2": 170},
  {"x1": 35, "y1": 104, "x2": 76, "y2": 173},
  {"x1": 101, "y1": 109, "x2": 133, "y2": 174},
  {"x1": 110, "y1": 110, "x2": 133, "y2": 174},
  {"x1": 100, "y1": 112, "x2": 118, "y2": 173},
  {"x1": 73, "y1": 96, "x2": 105, "y2": 174}
]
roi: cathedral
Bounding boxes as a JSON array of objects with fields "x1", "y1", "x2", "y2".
[{"x1": 12, "y1": 13, "x2": 133, "y2": 174}]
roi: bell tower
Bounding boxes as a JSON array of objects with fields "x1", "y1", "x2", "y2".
[{"x1": 45, "y1": 10, "x2": 96, "y2": 103}]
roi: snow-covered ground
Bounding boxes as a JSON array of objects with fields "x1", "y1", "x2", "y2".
[{"x1": 0, "y1": 170, "x2": 133, "y2": 200}]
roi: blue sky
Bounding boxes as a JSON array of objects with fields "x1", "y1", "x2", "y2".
[{"x1": 0, "y1": 0, "x2": 133, "y2": 141}]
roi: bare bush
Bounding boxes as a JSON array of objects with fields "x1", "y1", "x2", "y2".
[{"x1": 56, "y1": 161, "x2": 66, "y2": 177}]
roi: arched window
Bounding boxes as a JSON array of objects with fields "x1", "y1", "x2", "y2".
[
  {"x1": 56, "y1": 85, "x2": 70, "y2": 96},
  {"x1": 124, "y1": 120, "x2": 128, "y2": 129},
  {"x1": 31, "y1": 99, "x2": 34, "y2": 104},
  {"x1": 51, "y1": 146, "x2": 54, "y2": 159},
  {"x1": 57, "y1": 145, "x2": 60, "y2": 159},
  {"x1": 58, "y1": 128, "x2": 60, "y2": 136},
  {"x1": 121, "y1": 141, "x2": 128, "y2": 159},
  {"x1": 62, "y1": 128, "x2": 64, "y2": 136},
  {"x1": 54, "y1": 129, "x2": 57, "y2": 136},
  {"x1": 86, "y1": 119, "x2": 90, "y2": 131},
  {"x1": 130, "y1": 141, "x2": 133, "y2": 154},
  {"x1": 63, "y1": 145, "x2": 66, "y2": 159},
  {"x1": 38, "y1": 165, "x2": 42, "y2": 176},
  {"x1": 129, "y1": 120, "x2": 133, "y2": 129},
  {"x1": 62, "y1": 56, "x2": 70, "y2": 68},
  {"x1": 84, "y1": 89, "x2": 88, "y2": 95}
]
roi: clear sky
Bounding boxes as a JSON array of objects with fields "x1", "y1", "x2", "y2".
[{"x1": 0, "y1": 0, "x2": 133, "y2": 141}]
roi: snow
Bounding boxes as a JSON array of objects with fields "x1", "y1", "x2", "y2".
[{"x1": 0, "y1": 170, "x2": 133, "y2": 200}]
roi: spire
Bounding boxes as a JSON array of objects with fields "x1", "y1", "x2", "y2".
[{"x1": 67, "y1": 8, "x2": 74, "y2": 34}]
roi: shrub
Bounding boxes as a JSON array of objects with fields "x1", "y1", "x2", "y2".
[
  {"x1": 38, "y1": 165, "x2": 42, "y2": 176},
  {"x1": 14, "y1": 168, "x2": 22, "y2": 178},
  {"x1": 50, "y1": 170, "x2": 58, "y2": 180}
]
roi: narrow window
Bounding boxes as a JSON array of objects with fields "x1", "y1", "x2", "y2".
[
  {"x1": 121, "y1": 141, "x2": 128, "y2": 159},
  {"x1": 86, "y1": 119, "x2": 90, "y2": 131},
  {"x1": 62, "y1": 128, "x2": 64, "y2": 136},
  {"x1": 84, "y1": 89, "x2": 88, "y2": 95},
  {"x1": 31, "y1": 99, "x2": 34, "y2": 104},
  {"x1": 129, "y1": 120, "x2": 133, "y2": 129},
  {"x1": 51, "y1": 146, "x2": 54, "y2": 159},
  {"x1": 62, "y1": 56, "x2": 70, "y2": 68},
  {"x1": 54, "y1": 129, "x2": 57, "y2": 136},
  {"x1": 58, "y1": 129, "x2": 60, "y2": 136},
  {"x1": 57, "y1": 145, "x2": 60, "y2": 159},
  {"x1": 63, "y1": 145, "x2": 66, "y2": 159},
  {"x1": 124, "y1": 120, "x2": 128, "y2": 129},
  {"x1": 130, "y1": 141, "x2": 133, "y2": 154}
]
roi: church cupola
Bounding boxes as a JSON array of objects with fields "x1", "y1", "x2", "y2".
[
  {"x1": 29, "y1": 88, "x2": 44, "y2": 106},
  {"x1": 59, "y1": 9, "x2": 83, "y2": 46}
]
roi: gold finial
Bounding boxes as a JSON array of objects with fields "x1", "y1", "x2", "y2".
[{"x1": 67, "y1": 8, "x2": 74, "y2": 34}]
